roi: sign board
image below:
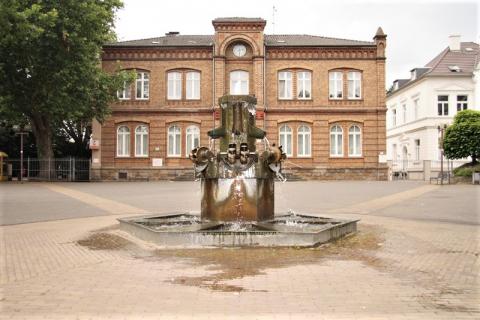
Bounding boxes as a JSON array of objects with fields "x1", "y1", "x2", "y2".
[
  {"x1": 89, "y1": 139, "x2": 100, "y2": 150},
  {"x1": 152, "y1": 158, "x2": 163, "y2": 167},
  {"x1": 378, "y1": 152, "x2": 387, "y2": 163}
]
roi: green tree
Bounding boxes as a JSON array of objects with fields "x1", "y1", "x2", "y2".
[
  {"x1": 0, "y1": 0, "x2": 131, "y2": 161},
  {"x1": 443, "y1": 110, "x2": 480, "y2": 164}
]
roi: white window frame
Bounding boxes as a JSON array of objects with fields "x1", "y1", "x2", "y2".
[
  {"x1": 116, "y1": 126, "x2": 130, "y2": 157},
  {"x1": 117, "y1": 81, "x2": 131, "y2": 100},
  {"x1": 297, "y1": 125, "x2": 311, "y2": 157},
  {"x1": 168, "y1": 71, "x2": 182, "y2": 100},
  {"x1": 348, "y1": 125, "x2": 362, "y2": 157},
  {"x1": 278, "y1": 71, "x2": 292, "y2": 99},
  {"x1": 167, "y1": 125, "x2": 181, "y2": 157},
  {"x1": 230, "y1": 70, "x2": 249, "y2": 95},
  {"x1": 135, "y1": 72, "x2": 149, "y2": 100},
  {"x1": 134, "y1": 125, "x2": 149, "y2": 157},
  {"x1": 329, "y1": 71, "x2": 343, "y2": 99},
  {"x1": 185, "y1": 125, "x2": 200, "y2": 157},
  {"x1": 437, "y1": 95, "x2": 449, "y2": 116},
  {"x1": 297, "y1": 71, "x2": 312, "y2": 100},
  {"x1": 347, "y1": 71, "x2": 362, "y2": 99},
  {"x1": 392, "y1": 109, "x2": 397, "y2": 127},
  {"x1": 402, "y1": 104, "x2": 407, "y2": 124},
  {"x1": 330, "y1": 125, "x2": 343, "y2": 157},
  {"x1": 186, "y1": 71, "x2": 200, "y2": 100},
  {"x1": 456, "y1": 95, "x2": 468, "y2": 111},
  {"x1": 279, "y1": 124, "x2": 293, "y2": 157},
  {"x1": 414, "y1": 99, "x2": 419, "y2": 120}
]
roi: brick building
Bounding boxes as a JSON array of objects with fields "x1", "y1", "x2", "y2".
[{"x1": 91, "y1": 17, "x2": 388, "y2": 180}]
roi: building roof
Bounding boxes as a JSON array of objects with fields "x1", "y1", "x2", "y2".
[
  {"x1": 388, "y1": 41, "x2": 479, "y2": 96},
  {"x1": 212, "y1": 17, "x2": 265, "y2": 23},
  {"x1": 105, "y1": 34, "x2": 374, "y2": 48}
]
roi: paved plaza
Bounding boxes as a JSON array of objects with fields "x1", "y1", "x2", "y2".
[{"x1": 0, "y1": 181, "x2": 479, "y2": 319}]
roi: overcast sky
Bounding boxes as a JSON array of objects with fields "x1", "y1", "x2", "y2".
[{"x1": 114, "y1": 0, "x2": 479, "y2": 86}]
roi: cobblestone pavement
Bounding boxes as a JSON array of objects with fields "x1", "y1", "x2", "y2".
[{"x1": 0, "y1": 181, "x2": 479, "y2": 319}]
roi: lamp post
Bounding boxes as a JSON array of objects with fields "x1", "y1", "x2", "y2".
[
  {"x1": 437, "y1": 124, "x2": 447, "y2": 185},
  {"x1": 13, "y1": 124, "x2": 31, "y2": 183}
]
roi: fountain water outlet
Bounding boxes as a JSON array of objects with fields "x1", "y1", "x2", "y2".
[{"x1": 118, "y1": 95, "x2": 358, "y2": 247}]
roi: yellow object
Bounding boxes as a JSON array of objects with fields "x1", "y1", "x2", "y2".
[{"x1": 0, "y1": 151, "x2": 8, "y2": 181}]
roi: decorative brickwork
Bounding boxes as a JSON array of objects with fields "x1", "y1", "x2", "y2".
[{"x1": 93, "y1": 17, "x2": 387, "y2": 180}]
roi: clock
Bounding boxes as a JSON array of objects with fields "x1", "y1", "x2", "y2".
[{"x1": 233, "y1": 44, "x2": 247, "y2": 57}]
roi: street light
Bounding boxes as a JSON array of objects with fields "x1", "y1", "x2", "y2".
[
  {"x1": 13, "y1": 124, "x2": 31, "y2": 183},
  {"x1": 437, "y1": 124, "x2": 448, "y2": 185}
]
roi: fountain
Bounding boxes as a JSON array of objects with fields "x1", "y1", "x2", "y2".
[{"x1": 119, "y1": 95, "x2": 358, "y2": 247}]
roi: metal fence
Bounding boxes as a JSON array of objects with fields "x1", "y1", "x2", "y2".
[{"x1": 8, "y1": 158, "x2": 90, "y2": 181}]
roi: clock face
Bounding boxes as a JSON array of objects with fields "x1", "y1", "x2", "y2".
[{"x1": 233, "y1": 44, "x2": 247, "y2": 57}]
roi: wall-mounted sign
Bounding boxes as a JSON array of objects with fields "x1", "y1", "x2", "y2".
[
  {"x1": 89, "y1": 140, "x2": 100, "y2": 150},
  {"x1": 152, "y1": 158, "x2": 163, "y2": 167}
]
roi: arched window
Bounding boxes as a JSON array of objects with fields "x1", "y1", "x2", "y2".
[
  {"x1": 117, "y1": 126, "x2": 130, "y2": 157},
  {"x1": 167, "y1": 71, "x2": 182, "y2": 100},
  {"x1": 168, "y1": 125, "x2": 181, "y2": 157},
  {"x1": 186, "y1": 71, "x2": 200, "y2": 99},
  {"x1": 186, "y1": 125, "x2": 200, "y2": 156},
  {"x1": 297, "y1": 125, "x2": 311, "y2": 157},
  {"x1": 330, "y1": 125, "x2": 343, "y2": 157},
  {"x1": 329, "y1": 71, "x2": 343, "y2": 99},
  {"x1": 279, "y1": 124, "x2": 293, "y2": 156},
  {"x1": 297, "y1": 71, "x2": 311, "y2": 99},
  {"x1": 348, "y1": 125, "x2": 362, "y2": 157},
  {"x1": 230, "y1": 70, "x2": 249, "y2": 95},
  {"x1": 136, "y1": 72, "x2": 149, "y2": 99},
  {"x1": 135, "y1": 125, "x2": 148, "y2": 157},
  {"x1": 278, "y1": 71, "x2": 292, "y2": 99},
  {"x1": 347, "y1": 71, "x2": 362, "y2": 99}
]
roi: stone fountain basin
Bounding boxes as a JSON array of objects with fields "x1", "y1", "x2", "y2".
[{"x1": 118, "y1": 213, "x2": 358, "y2": 247}]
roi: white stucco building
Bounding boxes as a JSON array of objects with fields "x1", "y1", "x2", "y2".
[{"x1": 386, "y1": 36, "x2": 479, "y2": 179}]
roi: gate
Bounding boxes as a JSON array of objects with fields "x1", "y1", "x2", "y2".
[{"x1": 8, "y1": 158, "x2": 90, "y2": 181}]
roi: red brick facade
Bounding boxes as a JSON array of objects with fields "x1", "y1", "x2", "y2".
[{"x1": 91, "y1": 18, "x2": 388, "y2": 180}]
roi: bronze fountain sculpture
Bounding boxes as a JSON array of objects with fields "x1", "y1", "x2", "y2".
[{"x1": 119, "y1": 95, "x2": 357, "y2": 247}]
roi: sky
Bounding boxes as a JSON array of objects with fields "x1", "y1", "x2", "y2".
[{"x1": 114, "y1": 0, "x2": 479, "y2": 86}]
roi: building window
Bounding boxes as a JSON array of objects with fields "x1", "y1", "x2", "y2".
[
  {"x1": 297, "y1": 125, "x2": 311, "y2": 157},
  {"x1": 330, "y1": 125, "x2": 343, "y2": 157},
  {"x1": 230, "y1": 70, "x2": 249, "y2": 95},
  {"x1": 136, "y1": 72, "x2": 149, "y2": 99},
  {"x1": 297, "y1": 71, "x2": 311, "y2": 99},
  {"x1": 186, "y1": 71, "x2": 200, "y2": 100},
  {"x1": 457, "y1": 95, "x2": 468, "y2": 111},
  {"x1": 117, "y1": 126, "x2": 130, "y2": 157},
  {"x1": 347, "y1": 71, "x2": 361, "y2": 99},
  {"x1": 393, "y1": 144, "x2": 397, "y2": 161},
  {"x1": 117, "y1": 81, "x2": 131, "y2": 100},
  {"x1": 167, "y1": 72, "x2": 182, "y2": 100},
  {"x1": 437, "y1": 95, "x2": 449, "y2": 116},
  {"x1": 135, "y1": 125, "x2": 148, "y2": 157},
  {"x1": 413, "y1": 99, "x2": 419, "y2": 120},
  {"x1": 392, "y1": 109, "x2": 397, "y2": 127},
  {"x1": 186, "y1": 125, "x2": 200, "y2": 156},
  {"x1": 279, "y1": 124, "x2": 293, "y2": 156},
  {"x1": 167, "y1": 125, "x2": 181, "y2": 157},
  {"x1": 402, "y1": 104, "x2": 407, "y2": 123},
  {"x1": 329, "y1": 71, "x2": 343, "y2": 99},
  {"x1": 348, "y1": 125, "x2": 362, "y2": 157},
  {"x1": 415, "y1": 139, "x2": 420, "y2": 161},
  {"x1": 278, "y1": 71, "x2": 292, "y2": 99}
]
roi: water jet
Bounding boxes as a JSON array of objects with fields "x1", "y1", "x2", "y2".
[{"x1": 119, "y1": 95, "x2": 358, "y2": 247}]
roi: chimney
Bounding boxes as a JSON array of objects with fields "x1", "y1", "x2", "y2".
[{"x1": 449, "y1": 35, "x2": 461, "y2": 51}]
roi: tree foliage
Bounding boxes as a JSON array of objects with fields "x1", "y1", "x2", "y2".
[
  {"x1": 443, "y1": 110, "x2": 480, "y2": 164},
  {"x1": 0, "y1": 0, "x2": 132, "y2": 160}
]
